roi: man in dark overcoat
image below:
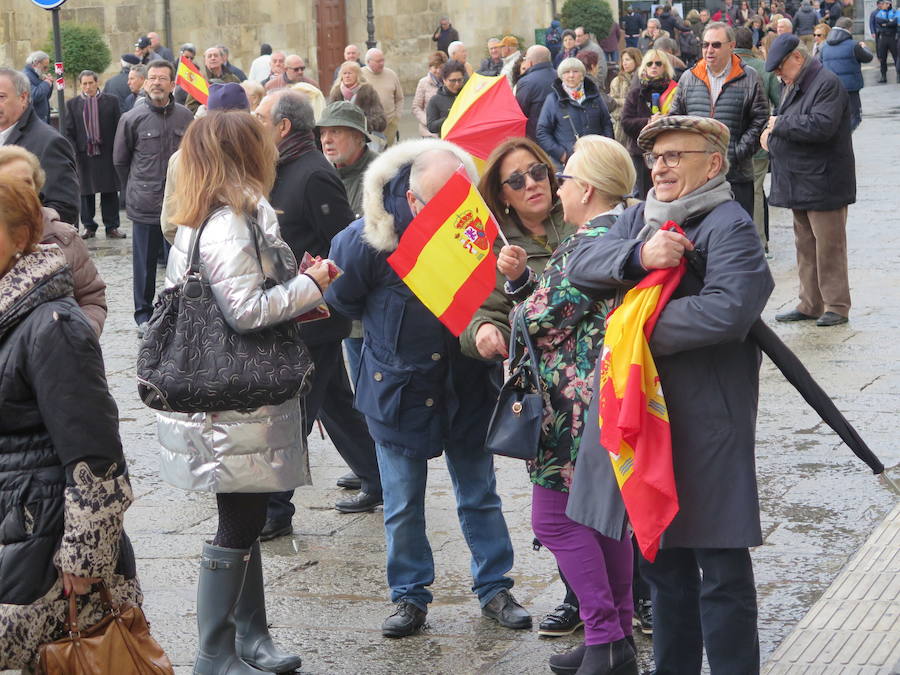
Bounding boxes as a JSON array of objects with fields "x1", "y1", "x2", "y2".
[
  {"x1": 0, "y1": 67, "x2": 79, "y2": 225},
  {"x1": 763, "y1": 33, "x2": 855, "y2": 327},
  {"x1": 565, "y1": 115, "x2": 774, "y2": 675},
  {"x1": 65, "y1": 70, "x2": 124, "y2": 239}
]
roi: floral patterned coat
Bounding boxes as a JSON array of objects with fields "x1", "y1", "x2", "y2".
[{"x1": 511, "y1": 212, "x2": 619, "y2": 492}]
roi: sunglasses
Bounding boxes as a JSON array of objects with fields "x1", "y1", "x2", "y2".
[
  {"x1": 647, "y1": 60, "x2": 664, "y2": 67},
  {"x1": 814, "y1": 32, "x2": 825, "y2": 37},
  {"x1": 702, "y1": 41, "x2": 724, "y2": 49},
  {"x1": 555, "y1": 172, "x2": 578, "y2": 186},
  {"x1": 287, "y1": 66, "x2": 305, "y2": 72},
  {"x1": 502, "y1": 163, "x2": 549, "y2": 190}
]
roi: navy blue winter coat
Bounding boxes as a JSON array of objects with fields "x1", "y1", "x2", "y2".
[
  {"x1": 536, "y1": 78, "x2": 613, "y2": 168},
  {"x1": 515, "y1": 62, "x2": 558, "y2": 140},
  {"x1": 325, "y1": 140, "x2": 500, "y2": 458},
  {"x1": 24, "y1": 64, "x2": 52, "y2": 124},
  {"x1": 821, "y1": 27, "x2": 873, "y2": 92}
]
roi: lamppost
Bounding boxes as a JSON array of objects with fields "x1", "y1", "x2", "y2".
[{"x1": 366, "y1": 0, "x2": 377, "y2": 48}]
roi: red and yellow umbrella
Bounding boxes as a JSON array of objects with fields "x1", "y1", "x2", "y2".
[{"x1": 441, "y1": 74, "x2": 527, "y2": 172}]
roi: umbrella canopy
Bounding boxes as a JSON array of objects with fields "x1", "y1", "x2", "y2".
[{"x1": 441, "y1": 74, "x2": 527, "y2": 164}]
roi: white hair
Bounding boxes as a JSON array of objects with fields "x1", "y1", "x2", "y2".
[
  {"x1": 27, "y1": 51, "x2": 49, "y2": 66},
  {"x1": 365, "y1": 48, "x2": 383, "y2": 62},
  {"x1": 447, "y1": 41, "x2": 465, "y2": 58}
]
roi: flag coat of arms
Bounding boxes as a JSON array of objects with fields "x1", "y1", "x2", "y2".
[
  {"x1": 176, "y1": 57, "x2": 209, "y2": 104},
  {"x1": 387, "y1": 166, "x2": 499, "y2": 336},
  {"x1": 597, "y1": 222, "x2": 687, "y2": 562}
]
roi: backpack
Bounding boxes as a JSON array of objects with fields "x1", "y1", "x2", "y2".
[
  {"x1": 545, "y1": 27, "x2": 562, "y2": 49},
  {"x1": 679, "y1": 28, "x2": 701, "y2": 59}
]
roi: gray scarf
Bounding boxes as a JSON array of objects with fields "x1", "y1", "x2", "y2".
[{"x1": 640, "y1": 173, "x2": 733, "y2": 239}]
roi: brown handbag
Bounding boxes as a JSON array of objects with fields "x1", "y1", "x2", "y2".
[{"x1": 37, "y1": 582, "x2": 174, "y2": 675}]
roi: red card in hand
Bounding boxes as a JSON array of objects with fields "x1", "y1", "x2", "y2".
[{"x1": 295, "y1": 252, "x2": 342, "y2": 323}]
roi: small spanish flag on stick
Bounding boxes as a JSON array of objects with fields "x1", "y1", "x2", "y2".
[
  {"x1": 387, "y1": 166, "x2": 502, "y2": 336},
  {"x1": 176, "y1": 56, "x2": 208, "y2": 105},
  {"x1": 598, "y1": 221, "x2": 685, "y2": 562}
]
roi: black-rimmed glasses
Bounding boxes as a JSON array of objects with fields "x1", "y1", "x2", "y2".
[{"x1": 643, "y1": 150, "x2": 712, "y2": 169}]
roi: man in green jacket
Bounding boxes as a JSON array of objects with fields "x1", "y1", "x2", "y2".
[{"x1": 318, "y1": 101, "x2": 378, "y2": 218}]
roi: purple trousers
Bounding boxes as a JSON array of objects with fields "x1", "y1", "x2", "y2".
[{"x1": 532, "y1": 484, "x2": 634, "y2": 645}]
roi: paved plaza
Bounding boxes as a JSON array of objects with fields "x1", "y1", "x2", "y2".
[{"x1": 68, "y1": 69, "x2": 900, "y2": 674}]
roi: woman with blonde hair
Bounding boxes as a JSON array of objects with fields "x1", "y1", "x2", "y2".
[
  {"x1": 327, "y1": 60, "x2": 386, "y2": 134},
  {"x1": 610, "y1": 47, "x2": 643, "y2": 147},
  {"x1": 621, "y1": 50, "x2": 677, "y2": 197},
  {"x1": 162, "y1": 111, "x2": 335, "y2": 674},
  {"x1": 240, "y1": 79, "x2": 266, "y2": 111},
  {"x1": 497, "y1": 135, "x2": 638, "y2": 675}
]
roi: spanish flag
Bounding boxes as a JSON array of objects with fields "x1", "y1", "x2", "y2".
[
  {"x1": 176, "y1": 56, "x2": 208, "y2": 105},
  {"x1": 597, "y1": 221, "x2": 686, "y2": 562},
  {"x1": 440, "y1": 74, "x2": 526, "y2": 170},
  {"x1": 387, "y1": 166, "x2": 499, "y2": 336}
]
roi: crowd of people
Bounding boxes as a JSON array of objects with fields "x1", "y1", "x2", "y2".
[{"x1": 0, "y1": 8, "x2": 870, "y2": 673}]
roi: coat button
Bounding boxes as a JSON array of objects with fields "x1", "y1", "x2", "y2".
[
  {"x1": 374, "y1": 372, "x2": 383, "y2": 381},
  {"x1": 431, "y1": 353, "x2": 441, "y2": 361},
  {"x1": 425, "y1": 398, "x2": 434, "y2": 407}
]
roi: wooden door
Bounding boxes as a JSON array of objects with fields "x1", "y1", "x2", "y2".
[{"x1": 316, "y1": 0, "x2": 348, "y2": 93}]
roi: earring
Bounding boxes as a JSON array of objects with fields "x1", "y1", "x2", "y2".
[
  {"x1": 581, "y1": 197, "x2": 589, "y2": 204},
  {"x1": 14, "y1": 251, "x2": 22, "y2": 260},
  {"x1": 504, "y1": 204, "x2": 510, "y2": 215}
]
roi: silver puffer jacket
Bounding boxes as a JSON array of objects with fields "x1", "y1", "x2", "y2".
[{"x1": 156, "y1": 199, "x2": 321, "y2": 493}]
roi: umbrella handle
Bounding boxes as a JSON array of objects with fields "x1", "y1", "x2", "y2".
[{"x1": 879, "y1": 466, "x2": 900, "y2": 496}]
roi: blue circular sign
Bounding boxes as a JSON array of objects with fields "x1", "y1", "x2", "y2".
[{"x1": 31, "y1": 0, "x2": 67, "y2": 8}]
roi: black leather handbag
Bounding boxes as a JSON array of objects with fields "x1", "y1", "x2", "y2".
[
  {"x1": 484, "y1": 310, "x2": 544, "y2": 460},
  {"x1": 136, "y1": 214, "x2": 315, "y2": 413}
]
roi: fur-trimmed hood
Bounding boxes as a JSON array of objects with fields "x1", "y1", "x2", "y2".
[{"x1": 361, "y1": 138, "x2": 479, "y2": 253}]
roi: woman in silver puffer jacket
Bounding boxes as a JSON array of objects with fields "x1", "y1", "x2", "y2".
[{"x1": 158, "y1": 111, "x2": 334, "y2": 675}]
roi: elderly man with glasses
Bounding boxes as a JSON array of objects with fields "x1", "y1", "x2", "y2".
[
  {"x1": 565, "y1": 115, "x2": 774, "y2": 675},
  {"x1": 669, "y1": 21, "x2": 768, "y2": 221},
  {"x1": 763, "y1": 33, "x2": 855, "y2": 327},
  {"x1": 265, "y1": 54, "x2": 318, "y2": 91}
]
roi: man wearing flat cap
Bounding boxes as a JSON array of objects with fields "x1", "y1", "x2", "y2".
[
  {"x1": 564, "y1": 115, "x2": 774, "y2": 675},
  {"x1": 763, "y1": 33, "x2": 855, "y2": 327}
]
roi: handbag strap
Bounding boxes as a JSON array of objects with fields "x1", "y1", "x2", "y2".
[
  {"x1": 65, "y1": 580, "x2": 119, "y2": 637},
  {"x1": 185, "y1": 207, "x2": 265, "y2": 280},
  {"x1": 509, "y1": 309, "x2": 542, "y2": 394}
]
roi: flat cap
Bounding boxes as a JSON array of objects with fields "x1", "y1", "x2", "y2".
[
  {"x1": 317, "y1": 101, "x2": 371, "y2": 141},
  {"x1": 637, "y1": 115, "x2": 730, "y2": 156},
  {"x1": 765, "y1": 33, "x2": 800, "y2": 71},
  {"x1": 121, "y1": 54, "x2": 141, "y2": 65},
  {"x1": 207, "y1": 82, "x2": 250, "y2": 111}
]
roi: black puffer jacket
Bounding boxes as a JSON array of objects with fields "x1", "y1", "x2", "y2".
[
  {"x1": 768, "y1": 58, "x2": 855, "y2": 211},
  {"x1": 0, "y1": 248, "x2": 135, "y2": 606},
  {"x1": 669, "y1": 55, "x2": 769, "y2": 184},
  {"x1": 425, "y1": 85, "x2": 458, "y2": 135}
]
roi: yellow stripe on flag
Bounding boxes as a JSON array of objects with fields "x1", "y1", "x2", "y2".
[
  {"x1": 441, "y1": 74, "x2": 504, "y2": 139},
  {"x1": 400, "y1": 185, "x2": 492, "y2": 316}
]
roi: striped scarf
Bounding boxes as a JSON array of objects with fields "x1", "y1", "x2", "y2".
[{"x1": 82, "y1": 93, "x2": 101, "y2": 157}]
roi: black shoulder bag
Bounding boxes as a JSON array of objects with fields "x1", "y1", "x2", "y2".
[
  {"x1": 136, "y1": 213, "x2": 315, "y2": 413},
  {"x1": 484, "y1": 310, "x2": 544, "y2": 460}
]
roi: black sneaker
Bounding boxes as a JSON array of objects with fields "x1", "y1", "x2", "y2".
[
  {"x1": 334, "y1": 491, "x2": 383, "y2": 513},
  {"x1": 382, "y1": 601, "x2": 427, "y2": 638},
  {"x1": 259, "y1": 518, "x2": 292, "y2": 542},
  {"x1": 481, "y1": 589, "x2": 532, "y2": 629},
  {"x1": 538, "y1": 602, "x2": 583, "y2": 636},
  {"x1": 635, "y1": 599, "x2": 653, "y2": 635}
]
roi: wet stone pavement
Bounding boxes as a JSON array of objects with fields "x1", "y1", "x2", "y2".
[{"x1": 70, "y1": 70, "x2": 899, "y2": 674}]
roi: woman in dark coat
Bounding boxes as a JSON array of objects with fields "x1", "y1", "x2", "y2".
[
  {"x1": 500, "y1": 136, "x2": 639, "y2": 675},
  {"x1": 0, "y1": 178, "x2": 140, "y2": 670},
  {"x1": 536, "y1": 58, "x2": 613, "y2": 170},
  {"x1": 621, "y1": 50, "x2": 678, "y2": 198},
  {"x1": 425, "y1": 60, "x2": 467, "y2": 136},
  {"x1": 328, "y1": 61, "x2": 387, "y2": 134},
  {"x1": 63, "y1": 70, "x2": 123, "y2": 238}
]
